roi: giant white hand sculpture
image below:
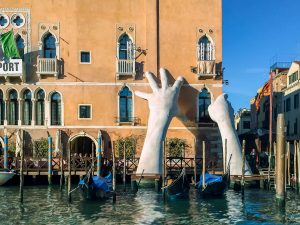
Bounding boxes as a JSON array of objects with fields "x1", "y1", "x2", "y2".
[
  {"x1": 135, "y1": 68, "x2": 184, "y2": 175},
  {"x1": 208, "y1": 94, "x2": 252, "y2": 176}
]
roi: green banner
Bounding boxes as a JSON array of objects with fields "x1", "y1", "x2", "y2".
[{"x1": 0, "y1": 30, "x2": 20, "y2": 59}]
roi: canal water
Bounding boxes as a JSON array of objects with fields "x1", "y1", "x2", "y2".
[{"x1": 0, "y1": 185, "x2": 300, "y2": 224}]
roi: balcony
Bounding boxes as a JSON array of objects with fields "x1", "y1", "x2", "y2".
[
  {"x1": 37, "y1": 56, "x2": 58, "y2": 78},
  {"x1": 115, "y1": 117, "x2": 140, "y2": 126},
  {"x1": 0, "y1": 59, "x2": 25, "y2": 82},
  {"x1": 197, "y1": 60, "x2": 217, "y2": 79},
  {"x1": 116, "y1": 59, "x2": 136, "y2": 79}
]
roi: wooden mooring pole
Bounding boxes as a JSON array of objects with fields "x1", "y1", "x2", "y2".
[
  {"x1": 294, "y1": 141, "x2": 297, "y2": 190},
  {"x1": 3, "y1": 132, "x2": 8, "y2": 170},
  {"x1": 123, "y1": 142, "x2": 126, "y2": 191},
  {"x1": 287, "y1": 142, "x2": 291, "y2": 187},
  {"x1": 241, "y1": 139, "x2": 246, "y2": 196},
  {"x1": 297, "y1": 141, "x2": 300, "y2": 193},
  {"x1": 112, "y1": 142, "x2": 116, "y2": 203},
  {"x1": 224, "y1": 138, "x2": 227, "y2": 174},
  {"x1": 20, "y1": 131, "x2": 24, "y2": 203},
  {"x1": 60, "y1": 150, "x2": 64, "y2": 189},
  {"x1": 193, "y1": 138, "x2": 197, "y2": 184},
  {"x1": 97, "y1": 131, "x2": 102, "y2": 177},
  {"x1": 162, "y1": 140, "x2": 166, "y2": 199},
  {"x1": 202, "y1": 141, "x2": 206, "y2": 190},
  {"x1": 48, "y1": 136, "x2": 53, "y2": 185},
  {"x1": 68, "y1": 141, "x2": 72, "y2": 202},
  {"x1": 275, "y1": 114, "x2": 286, "y2": 207}
]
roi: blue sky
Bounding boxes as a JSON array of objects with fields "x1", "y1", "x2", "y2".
[{"x1": 223, "y1": 0, "x2": 300, "y2": 112}]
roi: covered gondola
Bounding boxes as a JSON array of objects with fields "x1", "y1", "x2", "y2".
[
  {"x1": 198, "y1": 171, "x2": 229, "y2": 197},
  {"x1": 78, "y1": 168, "x2": 112, "y2": 199}
]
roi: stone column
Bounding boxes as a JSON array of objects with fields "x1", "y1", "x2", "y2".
[
  {"x1": 18, "y1": 99, "x2": 23, "y2": 126},
  {"x1": 31, "y1": 99, "x2": 36, "y2": 126},
  {"x1": 4, "y1": 99, "x2": 8, "y2": 126}
]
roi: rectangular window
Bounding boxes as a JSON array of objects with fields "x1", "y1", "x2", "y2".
[
  {"x1": 294, "y1": 119, "x2": 298, "y2": 135},
  {"x1": 243, "y1": 121, "x2": 250, "y2": 129},
  {"x1": 286, "y1": 98, "x2": 291, "y2": 112},
  {"x1": 289, "y1": 71, "x2": 298, "y2": 85},
  {"x1": 80, "y1": 51, "x2": 91, "y2": 64},
  {"x1": 294, "y1": 94, "x2": 299, "y2": 109},
  {"x1": 78, "y1": 104, "x2": 92, "y2": 119}
]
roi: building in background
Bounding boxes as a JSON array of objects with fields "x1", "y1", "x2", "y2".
[
  {"x1": 248, "y1": 62, "x2": 289, "y2": 152},
  {"x1": 235, "y1": 108, "x2": 251, "y2": 136},
  {"x1": 283, "y1": 61, "x2": 300, "y2": 142},
  {"x1": 0, "y1": 0, "x2": 223, "y2": 163}
]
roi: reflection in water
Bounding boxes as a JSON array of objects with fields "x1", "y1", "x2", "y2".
[{"x1": 0, "y1": 185, "x2": 300, "y2": 224}]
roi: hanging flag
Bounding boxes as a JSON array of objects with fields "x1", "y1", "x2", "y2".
[
  {"x1": 254, "y1": 80, "x2": 271, "y2": 111},
  {"x1": 0, "y1": 29, "x2": 20, "y2": 59}
]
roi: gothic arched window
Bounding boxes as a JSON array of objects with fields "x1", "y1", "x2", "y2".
[
  {"x1": 197, "y1": 35, "x2": 214, "y2": 61},
  {"x1": 36, "y1": 90, "x2": 45, "y2": 126},
  {"x1": 119, "y1": 87, "x2": 132, "y2": 122},
  {"x1": 23, "y1": 89, "x2": 32, "y2": 125},
  {"x1": 8, "y1": 89, "x2": 18, "y2": 125},
  {"x1": 51, "y1": 92, "x2": 61, "y2": 125},
  {"x1": 43, "y1": 33, "x2": 56, "y2": 58},
  {"x1": 198, "y1": 88, "x2": 212, "y2": 122}
]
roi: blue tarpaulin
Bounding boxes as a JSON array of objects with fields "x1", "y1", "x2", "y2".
[
  {"x1": 79, "y1": 173, "x2": 112, "y2": 193},
  {"x1": 198, "y1": 173, "x2": 222, "y2": 188}
]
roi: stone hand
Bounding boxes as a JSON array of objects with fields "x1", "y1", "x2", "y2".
[{"x1": 135, "y1": 68, "x2": 184, "y2": 175}]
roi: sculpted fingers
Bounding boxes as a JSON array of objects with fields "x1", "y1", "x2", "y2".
[
  {"x1": 160, "y1": 68, "x2": 169, "y2": 90},
  {"x1": 135, "y1": 91, "x2": 151, "y2": 100},
  {"x1": 172, "y1": 76, "x2": 184, "y2": 91},
  {"x1": 146, "y1": 72, "x2": 159, "y2": 92}
]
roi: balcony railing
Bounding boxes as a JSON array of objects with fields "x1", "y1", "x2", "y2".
[
  {"x1": 197, "y1": 60, "x2": 217, "y2": 79},
  {"x1": 37, "y1": 56, "x2": 58, "y2": 78},
  {"x1": 115, "y1": 117, "x2": 140, "y2": 126},
  {"x1": 195, "y1": 117, "x2": 217, "y2": 127},
  {"x1": 0, "y1": 59, "x2": 25, "y2": 82},
  {"x1": 116, "y1": 59, "x2": 136, "y2": 79}
]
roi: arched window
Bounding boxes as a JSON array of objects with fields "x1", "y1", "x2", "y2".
[
  {"x1": 23, "y1": 90, "x2": 32, "y2": 125},
  {"x1": 0, "y1": 90, "x2": 4, "y2": 125},
  {"x1": 16, "y1": 35, "x2": 24, "y2": 60},
  {"x1": 51, "y1": 92, "x2": 61, "y2": 125},
  {"x1": 118, "y1": 34, "x2": 133, "y2": 60},
  {"x1": 119, "y1": 87, "x2": 132, "y2": 122},
  {"x1": 36, "y1": 90, "x2": 45, "y2": 125},
  {"x1": 43, "y1": 33, "x2": 56, "y2": 58},
  {"x1": 8, "y1": 89, "x2": 18, "y2": 125},
  {"x1": 198, "y1": 88, "x2": 212, "y2": 122},
  {"x1": 198, "y1": 35, "x2": 214, "y2": 61}
]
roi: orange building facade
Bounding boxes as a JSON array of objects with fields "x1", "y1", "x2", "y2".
[{"x1": 0, "y1": 0, "x2": 223, "y2": 162}]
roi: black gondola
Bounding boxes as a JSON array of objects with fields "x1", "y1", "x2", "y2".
[{"x1": 162, "y1": 168, "x2": 190, "y2": 198}]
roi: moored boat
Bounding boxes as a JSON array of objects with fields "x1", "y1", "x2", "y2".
[
  {"x1": 0, "y1": 170, "x2": 15, "y2": 186},
  {"x1": 79, "y1": 172, "x2": 112, "y2": 199},
  {"x1": 162, "y1": 168, "x2": 190, "y2": 198},
  {"x1": 198, "y1": 172, "x2": 229, "y2": 197}
]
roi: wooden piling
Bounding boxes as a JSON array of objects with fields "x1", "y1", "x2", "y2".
[
  {"x1": 297, "y1": 141, "x2": 300, "y2": 193},
  {"x1": 97, "y1": 132, "x2": 102, "y2": 177},
  {"x1": 275, "y1": 114, "x2": 286, "y2": 207},
  {"x1": 162, "y1": 140, "x2": 166, "y2": 198},
  {"x1": 294, "y1": 140, "x2": 297, "y2": 191},
  {"x1": 224, "y1": 138, "x2": 227, "y2": 174},
  {"x1": 193, "y1": 138, "x2": 197, "y2": 184},
  {"x1": 3, "y1": 133, "x2": 8, "y2": 170},
  {"x1": 68, "y1": 141, "x2": 71, "y2": 202},
  {"x1": 60, "y1": 151, "x2": 64, "y2": 189},
  {"x1": 241, "y1": 139, "x2": 246, "y2": 195},
  {"x1": 48, "y1": 136, "x2": 52, "y2": 185},
  {"x1": 19, "y1": 132, "x2": 24, "y2": 203},
  {"x1": 287, "y1": 142, "x2": 291, "y2": 187},
  {"x1": 123, "y1": 142, "x2": 126, "y2": 191},
  {"x1": 202, "y1": 141, "x2": 206, "y2": 190},
  {"x1": 112, "y1": 141, "x2": 116, "y2": 203}
]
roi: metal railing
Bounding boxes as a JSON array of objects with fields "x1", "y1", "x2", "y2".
[
  {"x1": 37, "y1": 57, "x2": 58, "y2": 77},
  {"x1": 116, "y1": 59, "x2": 135, "y2": 78},
  {"x1": 115, "y1": 117, "x2": 140, "y2": 125},
  {"x1": 0, "y1": 156, "x2": 222, "y2": 175}
]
